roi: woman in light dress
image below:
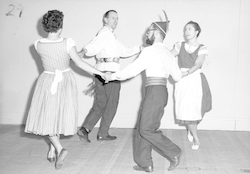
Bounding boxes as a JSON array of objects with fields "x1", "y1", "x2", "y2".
[
  {"x1": 25, "y1": 10, "x2": 107, "y2": 169},
  {"x1": 171, "y1": 21, "x2": 211, "y2": 150}
]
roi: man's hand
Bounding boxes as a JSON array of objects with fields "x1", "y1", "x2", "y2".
[
  {"x1": 140, "y1": 45, "x2": 145, "y2": 52},
  {"x1": 103, "y1": 72, "x2": 112, "y2": 83}
]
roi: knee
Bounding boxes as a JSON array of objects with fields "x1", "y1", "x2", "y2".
[{"x1": 138, "y1": 126, "x2": 150, "y2": 139}]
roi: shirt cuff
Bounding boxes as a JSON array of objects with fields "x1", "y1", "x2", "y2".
[{"x1": 111, "y1": 73, "x2": 118, "y2": 80}]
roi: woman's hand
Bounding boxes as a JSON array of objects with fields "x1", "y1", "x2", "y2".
[
  {"x1": 181, "y1": 71, "x2": 189, "y2": 78},
  {"x1": 78, "y1": 48, "x2": 87, "y2": 58}
]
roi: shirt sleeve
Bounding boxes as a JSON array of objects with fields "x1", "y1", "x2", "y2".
[
  {"x1": 112, "y1": 48, "x2": 152, "y2": 80},
  {"x1": 84, "y1": 30, "x2": 112, "y2": 56},
  {"x1": 198, "y1": 45, "x2": 208, "y2": 56},
  {"x1": 173, "y1": 41, "x2": 182, "y2": 55},
  {"x1": 34, "y1": 39, "x2": 40, "y2": 50},
  {"x1": 66, "y1": 38, "x2": 76, "y2": 53},
  {"x1": 169, "y1": 53, "x2": 182, "y2": 81},
  {"x1": 116, "y1": 40, "x2": 140, "y2": 57}
]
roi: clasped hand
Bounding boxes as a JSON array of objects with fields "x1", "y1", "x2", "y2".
[
  {"x1": 102, "y1": 72, "x2": 113, "y2": 83},
  {"x1": 78, "y1": 48, "x2": 87, "y2": 58}
]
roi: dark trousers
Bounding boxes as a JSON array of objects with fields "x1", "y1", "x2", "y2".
[
  {"x1": 133, "y1": 85, "x2": 181, "y2": 167},
  {"x1": 81, "y1": 75, "x2": 121, "y2": 137}
]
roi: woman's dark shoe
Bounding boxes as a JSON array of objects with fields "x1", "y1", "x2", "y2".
[
  {"x1": 47, "y1": 150, "x2": 56, "y2": 163},
  {"x1": 55, "y1": 148, "x2": 68, "y2": 170},
  {"x1": 47, "y1": 156, "x2": 56, "y2": 163}
]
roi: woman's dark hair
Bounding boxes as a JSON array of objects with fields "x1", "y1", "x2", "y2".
[
  {"x1": 186, "y1": 21, "x2": 201, "y2": 37},
  {"x1": 42, "y1": 10, "x2": 64, "y2": 33}
]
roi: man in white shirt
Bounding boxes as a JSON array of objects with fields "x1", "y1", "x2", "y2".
[
  {"x1": 77, "y1": 10, "x2": 142, "y2": 142},
  {"x1": 109, "y1": 11, "x2": 182, "y2": 172}
]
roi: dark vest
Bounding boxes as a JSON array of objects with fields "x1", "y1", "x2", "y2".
[{"x1": 178, "y1": 42, "x2": 203, "y2": 68}]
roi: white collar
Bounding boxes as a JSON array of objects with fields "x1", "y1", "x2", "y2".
[{"x1": 105, "y1": 25, "x2": 114, "y2": 32}]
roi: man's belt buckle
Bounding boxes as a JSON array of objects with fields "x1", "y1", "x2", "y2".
[{"x1": 100, "y1": 57, "x2": 119, "y2": 63}]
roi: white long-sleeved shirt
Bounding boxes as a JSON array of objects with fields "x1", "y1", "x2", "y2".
[
  {"x1": 111, "y1": 42, "x2": 182, "y2": 82},
  {"x1": 84, "y1": 25, "x2": 140, "y2": 72}
]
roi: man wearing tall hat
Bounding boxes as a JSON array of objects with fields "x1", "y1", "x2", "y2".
[{"x1": 108, "y1": 11, "x2": 182, "y2": 172}]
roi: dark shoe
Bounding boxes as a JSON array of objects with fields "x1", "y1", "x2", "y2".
[
  {"x1": 77, "y1": 127, "x2": 90, "y2": 143},
  {"x1": 47, "y1": 150, "x2": 56, "y2": 163},
  {"x1": 168, "y1": 151, "x2": 182, "y2": 171},
  {"x1": 55, "y1": 148, "x2": 68, "y2": 170},
  {"x1": 97, "y1": 134, "x2": 117, "y2": 141},
  {"x1": 47, "y1": 156, "x2": 56, "y2": 163},
  {"x1": 133, "y1": 165, "x2": 153, "y2": 173}
]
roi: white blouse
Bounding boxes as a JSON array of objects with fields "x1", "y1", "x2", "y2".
[{"x1": 173, "y1": 41, "x2": 208, "y2": 56}]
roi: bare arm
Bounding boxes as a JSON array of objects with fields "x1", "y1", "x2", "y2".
[
  {"x1": 171, "y1": 46, "x2": 206, "y2": 77},
  {"x1": 183, "y1": 54, "x2": 206, "y2": 77}
]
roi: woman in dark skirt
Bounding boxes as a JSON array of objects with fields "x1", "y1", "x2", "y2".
[{"x1": 171, "y1": 21, "x2": 212, "y2": 150}]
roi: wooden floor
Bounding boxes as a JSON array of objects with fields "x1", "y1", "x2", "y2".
[{"x1": 0, "y1": 125, "x2": 250, "y2": 174}]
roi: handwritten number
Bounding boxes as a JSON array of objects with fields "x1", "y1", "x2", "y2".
[
  {"x1": 6, "y1": 4, "x2": 15, "y2": 16},
  {"x1": 17, "y1": 4, "x2": 23, "y2": 18},
  {"x1": 6, "y1": 4, "x2": 23, "y2": 18},
  {"x1": 19, "y1": 10, "x2": 22, "y2": 18}
]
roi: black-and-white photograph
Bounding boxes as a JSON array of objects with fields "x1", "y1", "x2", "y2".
[{"x1": 0, "y1": 0, "x2": 249, "y2": 173}]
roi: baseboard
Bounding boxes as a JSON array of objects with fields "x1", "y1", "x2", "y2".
[
  {"x1": 1, "y1": 112, "x2": 249, "y2": 131},
  {"x1": 108, "y1": 116, "x2": 250, "y2": 131}
]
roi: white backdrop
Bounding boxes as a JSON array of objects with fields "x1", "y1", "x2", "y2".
[{"x1": 0, "y1": 0, "x2": 250, "y2": 131}]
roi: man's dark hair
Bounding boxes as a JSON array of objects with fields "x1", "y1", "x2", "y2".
[{"x1": 104, "y1": 10, "x2": 117, "y2": 18}]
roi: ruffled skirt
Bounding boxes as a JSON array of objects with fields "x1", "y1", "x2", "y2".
[{"x1": 25, "y1": 70, "x2": 78, "y2": 136}]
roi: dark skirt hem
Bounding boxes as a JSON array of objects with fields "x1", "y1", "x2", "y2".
[{"x1": 176, "y1": 119, "x2": 202, "y2": 125}]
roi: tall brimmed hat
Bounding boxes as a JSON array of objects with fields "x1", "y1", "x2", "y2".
[{"x1": 153, "y1": 10, "x2": 169, "y2": 35}]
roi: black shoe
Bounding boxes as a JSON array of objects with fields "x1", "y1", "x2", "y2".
[
  {"x1": 133, "y1": 165, "x2": 153, "y2": 173},
  {"x1": 77, "y1": 127, "x2": 90, "y2": 143},
  {"x1": 97, "y1": 134, "x2": 117, "y2": 141},
  {"x1": 168, "y1": 151, "x2": 182, "y2": 171}
]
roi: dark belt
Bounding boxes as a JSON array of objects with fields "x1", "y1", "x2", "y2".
[{"x1": 95, "y1": 74, "x2": 119, "y2": 85}]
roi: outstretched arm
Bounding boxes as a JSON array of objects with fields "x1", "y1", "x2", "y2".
[
  {"x1": 111, "y1": 48, "x2": 151, "y2": 81},
  {"x1": 69, "y1": 46, "x2": 105, "y2": 77},
  {"x1": 185, "y1": 54, "x2": 206, "y2": 75},
  {"x1": 117, "y1": 39, "x2": 142, "y2": 59},
  {"x1": 77, "y1": 48, "x2": 87, "y2": 58},
  {"x1": 170, "y1": 48, "x2": 179, "y2": 57}
]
